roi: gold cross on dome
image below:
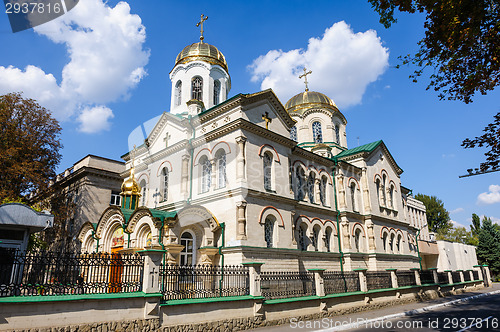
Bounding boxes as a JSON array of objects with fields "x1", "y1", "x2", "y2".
[
  {"x1": 262, "y1": 112, "x2": 272, "y2": 129},
  {"x1": 299, "y1": 67, "x2": 312, "y2": 91},
  {"x1": 196, "y1": 14, "x2": 208, "y2": 42}
]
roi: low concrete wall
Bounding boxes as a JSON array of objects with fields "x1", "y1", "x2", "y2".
[{"x1": 0, "y1": 281, "x2": 485, "y2": 332}]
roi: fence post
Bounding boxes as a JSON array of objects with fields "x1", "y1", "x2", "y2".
[
  {"x1": 482, "y1": 265, "x2": 492, "y2": 287},
  {"x1": 444, "y1": 270, "x2": 453, "y2": 285},
  {"x1": 354, "y1": 268, "x2": 367, "y2": 292},
  {"x1": 467, "y1": 270, "x2": 474, "y2": 282},
  {"x1": 457, "y1": 270, "x2": 464, "y2": 283},
  {"x1": 242, "y1": 262, "x2": 264, "y2": 297},
  {"x1": 386, "y1": 269, "x2": 398, "y2": 289},
  {"x1": 308, "y1": 269, "x2": 326, "y2": 297},
  {"x1": 429, "y1": 268, "x2": 438, "y2": 284},
  {"x1": 411, "y1": 268, "x2": 421, "y2": 285},
  {"x1": 138, "y1": 249, "x2": 166, "y2": 319}
]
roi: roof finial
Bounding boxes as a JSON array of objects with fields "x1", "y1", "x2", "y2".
[
  {"x1": 196, "y1": 14, "x2": 208, "y2": 43},
  {"x1": 299, "y1": 67, "x2": 312, "y2": 91}
]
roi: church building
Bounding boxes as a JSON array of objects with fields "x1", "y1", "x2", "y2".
[{"x1": 79, "y1": 17, "x2": 423, "y2": 272}]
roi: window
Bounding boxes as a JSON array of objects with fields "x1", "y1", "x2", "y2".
[
  {"x1": 390, "y1": 234, "x2": 395, "y2": 253},
  {"x1": 396, "y1": 235, "x2": 402, "y2": 253},
  {"x1": 161, "y1": 168, "x2": 169, "y2": 201},
  {"x1": 312, "y1": 121, "x2": 323, "y2": 143},
  {"x1": 110, "y1": 191, "x2": 121, "y2": 206},
  {"x1": 350, "y1": 182, "x2": 357, "y2": 212},
  {"x1": 263, "y1": 152, "x2": 273, "y2": 191},
  {"x1": 296, "y1": 168, "x2": 305, "y2": 201},
  {"x1": 354, "y1": 229, "x2": 362, "y2": 252},
  {"x1": 298, "y1": 224, "x2": 307, "y2": 251},
  {"x1": 290, "y1": 126, "x2": 297, "y2": 141},
  {"x1": 201, "y1": 156, "x2": 211, "y2": 193},
  {"x1": 192, "y1": 76, "x2": 203, "y2": 101},
  {"x1": 180, "y1": 232, "x2": 195, "y2": 266},
  {"x1": 140, "y1": 180, "x2": 147, "y2": 206},
  {"x1": 307, "y1": 173, "x2": 315, "y2": 203},
  {"x1": 382, "y1": 175, "x2": 387, "y2": 206},
  {"x1": 335, "y1": 124, "x2": 340, "y2": 144},
  {"x1": 312, "y1": 226, "x2": 320, "y2": 251},
  {"x1": 382, "y1": 233, "x2": 388, "y2": 252},
  {"x1": 216, "y1": 150, "x2": 226, "y2": 188},
  {"x1": 389, "y1": 185, "x2": 394, "y2": 209},
  {"x1": 325, "y1": 228, "x2": 332, "y2": 252},
  {"x1": 175, "y1": 80, "x2": 182, "y2": 106},
  {"x1": 264, "y1": 216, "x2": 274, "y2": 248},
  {"x1": 319, "y1": 176, "x2": 327, "y2": 206},
  {"x1": 213, "y1": 80, "x2": 220, "y2": 105}
]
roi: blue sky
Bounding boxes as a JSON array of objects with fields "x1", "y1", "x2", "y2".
[{"x1": 1, "y1": 0, "x2": 498, "y2": 227}]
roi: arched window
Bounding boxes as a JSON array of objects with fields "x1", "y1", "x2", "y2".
[
  {"x1": 319, "y1": 176, "x2": 327, "y2": 206},
  {"x1": 312, "y1": 226, "x2": 320, "y2": 251},
  {"x1": 350, "y1": 182, "x2": 357, "y2": 212},
  {"x1": 307, "y1": 173, "x2": 315, "y2": 203},
  {"x1": 335, "y1": 124, "x2": 340, "y2": 144},
  {"x1": 140, "y1": 180, "x2": 147, "y2": 206},
  {"x1": 264, "y1": 216, "x2": 275, "y2": 248},
  {"x1": 290, "y1": 126, "x2": 297, "y2": 141},
  {"x1": 296, "y1": 167, "x2": 305, "y2": 201},
  {"x1": 382, "y1": 233, "x2": 388, "y2": 252},
  {"x1": 180, "y1": 232, "x2": 195, "y2": 266},
  {"x1": 161, "y1": 168, "x2": 169, "y2": 201},
  {"x1": 354, "y1": 229, "x2": 362, "y2": 252},
  {"x1": 263, "y1": 152, "x2": 273, "y2": 191},
  {"x1": 382, "y1": 174, "x2": 387, "y2": 206},
  {"x1": 396, "y1": 234, "x2": 402, "y2": 253},
  {"x1": 376, "y1": 179, "x2": 382, "y2": 206},
  {"x1": 213, "y1": 80, "x2": 220, "y2": 105},
  {"x1": 390, "y1": 233, "x2": 395, "y2": 253},
  {"x1": 200, "y1": 156, "x2": 211, "y2": 193},
  {"x1": 216, "y1": 150, "x2": 226, "y2": 188},
  {"x1": 192, "y1": 76, "x2": 203, "y2": 101},
  {"x1": 298, "y1": 224, "x2": 308, "y2": 251},
  {"x1": 175, "y1": 81, "x2": 182, "y2": 106},
  {"x1": 325, "y1": 227, "x2": 332, "y2": 252},
  {"x1": 312, "y1": 121, "x2": 323, "y2": 144},
  {"x1": 389, "y1": 185, "x2": 394, "y2": 209}
]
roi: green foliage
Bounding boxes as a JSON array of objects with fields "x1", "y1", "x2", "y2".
[
  {"x1": 414, "y1": 193, "x2": 452, "y2": 233},
  {"x1": 477, "y1": 216, "x2": 500, "y2": 277},
  {"x1": 462, "y1": 112, "x2": 500, "y2": 171},
  {"x1": 368, "y1": 0, "x2": 500, "y2": 104},
  {"x1": 436, "y1": 226, "x2": 478, "y2": 246},
  {"x1": 471, "y1": 213, "x2": 481, "y2": 237}
]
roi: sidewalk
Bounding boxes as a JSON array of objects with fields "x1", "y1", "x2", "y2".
[{"x1": 250, "y1": 283, "x2": 500, "y2": 332}]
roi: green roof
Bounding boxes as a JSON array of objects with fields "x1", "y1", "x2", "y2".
[
  {"x1": 120, "y1": 208, "x2": 177, "y2": 225},
  {"x1": 334, "y1": 140, "x2": 383, "y2": 159}
]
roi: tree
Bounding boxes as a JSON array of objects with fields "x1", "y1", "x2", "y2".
[
  {"x1": 436, "y1": 226, "x2": 477, "y2": 246},
  {"x1": 368, "y1": 0, "x2": 500, "y2": 104},
  {"x1": 0, "y1": 93, "x2": 62, "y2": 201},
  {"x1": 461, "y1": 111, "x2": 500, "y2": 171},
  {"x1": 414, "y1": 193, "x2": 452, "y2": 233},
  {"x1": 477, "y1": 216, "x2": 500, "y2": 278}
]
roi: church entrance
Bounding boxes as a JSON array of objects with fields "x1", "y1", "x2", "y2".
[{"x1": 109, "y1": 228, "x2": 124, "y2": 293}]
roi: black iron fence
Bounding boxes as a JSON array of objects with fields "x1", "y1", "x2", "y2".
[
  {"x1": 396, "y1": 270, "x2": 417, "y2": 287},
  {"x1": 260, "y1": 271, "x2": 315, "y2": 300},
  {"x1": 159, "y1": 265, "x2": 249, "y2": 301},
  {"x1": 0, "y1": 250, "x2": 143, "y2": 297},
  {"x1": 451, "y1": 271, "x2": 462, "y2": 283},
  {"x1": 463, "y1": 271, "x2": 472, "y2": 282},
  {"x1": 437, "y1": 272, "x2": 449, "y2": 284},
  {"x1": 419, "y1": 270, "x2": 435, "y2": 284},
  {"x1": 323, "y1": 271, "x2": 360, "y2": 294},
  {"x1": 473, "y1": 270, "x2": 480, "y2": 280},
  {"x1": 366, "y1": 271, "x2": 392, "y2": 290}
]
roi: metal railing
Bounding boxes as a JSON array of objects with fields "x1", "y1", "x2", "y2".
[
  {"x1": 419, "y1": 270, "x2": 435, "y2": 284},
  {"x1": 396, "y1": 270, "x2": 417, "y2": 287},
  {"x1": 159, "y1": 265, "x2": 249, "y2": 301},
  {"x1": 472, "y1": 270, "x2": 480, "y2": 281},
  {"x1": 463, "y1": 271, "x2": 472, "y2": 282},
  {"x1": 366, "y1": 271, "x2": 392, "y2": 290},
  {"x1": 437, "y1": 272, "x2": 449, "y2": 284},
  {"x1": 260, "y1": 271, "x2": 315, "y2": 299},
  {"x1": 323, "y1": 271, "x2": 360, "y2": 294},
  {"x1": 0, "y1": 250, "x2": 143, "y2": 297},
  {"x1": 451, "y1": 271, "x2": 462, "y2": 283}
]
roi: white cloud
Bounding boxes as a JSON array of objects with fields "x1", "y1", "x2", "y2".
[
  {"x1": 0, "y1": 0, "x2": 149, "y2": 133},
  {"x1": 477, "y1": 185, "x2": 500, "y2": 205},
  {"x1": 492, "y1": 217, "x2": 500, "y2": 224},
  {"x1": 249, "y1": 21, "x2": 389, "y2": 108},
  {"x1": 450, "y1": 207, "x2": 464, "y2": 214},
  {"x1": 451, "y1": 220, "x2": 468, "y2": 229},
  {"x1": 77, "y1": 106, "x2": 114, "y2": 133}
]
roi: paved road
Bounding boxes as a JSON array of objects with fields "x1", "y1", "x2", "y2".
[{"x1": 250, "y1": 283, "x2": 500, "y2": 332}]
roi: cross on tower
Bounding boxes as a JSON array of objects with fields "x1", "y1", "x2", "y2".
[
  {"x1": 262, "y1": 112, "x2": 272, "y2": 130},
  {"x1": 299, "y1": 67, "x2": 312, "y2": 91},
  {"x1": 163, "y1": 132, "x2": 171, "y2": 148},
  {"x1": 196, "y1": 14, "x2": 208, "y2": 42}
]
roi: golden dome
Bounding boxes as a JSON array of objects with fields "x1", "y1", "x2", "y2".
[
  {"x1": 285, "y1": 91, "x2": 339, "y2": 115},
  {"x1": 120, "y1": 169, "x2": 141, "y2": 196},
  {"x1": 175, "y1": 42, "x2": 228, "y2": 72}
]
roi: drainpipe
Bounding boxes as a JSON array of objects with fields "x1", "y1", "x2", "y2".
[
  {"x1": 159, "y1": 217, "x2": 165, "y2": 293},
  {"x1": 91, "y1": 230, "x2": 99, "y2": 253},
  {"x1": 218, "y1": 222, "x2": 225, "y2": 296},
  {"x1": 415, "y1": 227, "x2": 423, "y2": 270},
  {"x1": 187, "y1": 115, "x2": 196, "y2": 205},
  {"x1": 332, "y1": 159, "x2": 346, "y2": 290}
]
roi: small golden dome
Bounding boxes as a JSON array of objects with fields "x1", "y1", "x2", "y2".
[
  {"x1": 285, "y1": 91, "x2": 338, "y2": 115},
  {"x1": 120, "y1": 170, "x2": 141, "y2": 196},
  {"x1": 175, "y1": 42, "x2": 228, "y2": 72}
]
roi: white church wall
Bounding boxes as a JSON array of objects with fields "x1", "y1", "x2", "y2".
[{"x1": 242, "y1": 102, "x2": 292, "y2": 139}]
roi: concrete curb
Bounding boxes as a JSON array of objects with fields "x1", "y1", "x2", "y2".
[{"x1": 315, "y1": 289, "x2": 500, "y2": 331}]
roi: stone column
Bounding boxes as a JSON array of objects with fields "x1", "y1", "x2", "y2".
[
  {"x1": 242, "y1": 262, "x2": 264, "y2": 297},
  {"x1": 337, "y1": 174, "x2": 347, "y2": 210},
  {"x1": 429, "y1": 268, "x2": 439, "y2": 284},
  {"x1": 308, "y1": 269, "x2": 326, "y2": 297},
  {"x1": 163, "y1": 243, "x2": 184, "y2": 265},
  {"x1": 138, "y1": 249, "x2": 165, "y2": 319},
  {"x1": 361, "y1": 167, "x2": 371, "y2": 213},
  {"x1": 354, "y1": 268, "x2": 368, "y2": 292},
  {"x1": 482, "y1": 265, "x2": 492, "y2": 287},
  {"x1": 386, "y1": 269, "x2": 398, "y2": 289},
  {"x1": 236, "y1": 201, "x2": 247, "y2": 240},
  {"x1": 198, "y1": 247, "x2": 219, "y2": 266},
  {"x1": 457, "y1": 270, "x2": 465, "y2": 283},
  {"x1": 235, "y1": 136, "x2": 247, "y2": 182},
  {"x1": 341, "y1": 217, "x2": 350, "y2": 250},
  {"x1": 411, "y1": 268, "x2": 421, "y2": 285},
  {"x1": 181, "y1": 154, "x2": 190, "y2": 199},
  {"x1": 365, "y1": 219, "x2": 375, "y2": 251},
  {"x1": 211, "y1": 159, "x2": 217, "y2": 191},
  {"x1": 445, "y1": 270, "x2": 453, "y2": 285},
  {"x1": 468, "y1": 270, "x2": 474, "y2": 282},
  {"x1": 315, "y1": 178, "x2": 321, "y2": 204}
]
